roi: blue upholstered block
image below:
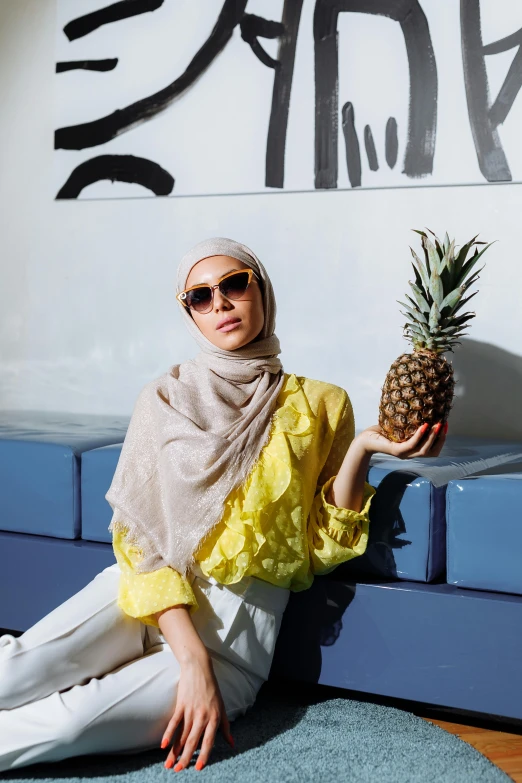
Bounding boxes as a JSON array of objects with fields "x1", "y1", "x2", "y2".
[
  {"x1": 0, "y1": 411, "x2": 128, "y2": 539},
  {"x1": 338, "y1": 466, "x2": 446, "y2": 583},
  {"x1": 447, "y1": 473, "x2": 522, "y2": 596},
  {"x1": 81, "y1": 444, "x2": 123, "y2": 543},
  {"x1": 272, "y1": 576, "x2": 522, "y2": 721},
  {"x1": 0, "y1": 530, "x2": 115, "y2": 631}
]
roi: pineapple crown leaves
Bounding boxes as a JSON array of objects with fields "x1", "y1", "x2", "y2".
[{"x1": 400, "y1": 229, "x2": 496, "y2": 353}]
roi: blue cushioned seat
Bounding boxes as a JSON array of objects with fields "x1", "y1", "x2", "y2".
[
  {"x1": 446, "y1": 472, "x2": 522, "y2": 596},
  {"x1": 81, "y1": 444, "x2": 123, "y2": 542},
  {"x1": 0, "y1": 411, "x2": 128, "y2": 539}
]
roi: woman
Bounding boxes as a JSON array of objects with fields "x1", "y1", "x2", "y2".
[{"x1": 0, "y1": 238, "x2": 446, "y2": 773}]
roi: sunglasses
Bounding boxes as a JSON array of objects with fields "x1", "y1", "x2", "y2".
[{"x1": 176, "y1": 269, "x2": 259, "y2": 314}]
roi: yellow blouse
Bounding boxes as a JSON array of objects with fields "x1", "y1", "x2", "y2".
[{"x1": 111, "y1": 373, "x2": 375, "y2": 628}]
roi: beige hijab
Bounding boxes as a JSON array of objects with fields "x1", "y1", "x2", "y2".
[{"x1": 106, "y1": 238, "x2": 285, "y2": 576}]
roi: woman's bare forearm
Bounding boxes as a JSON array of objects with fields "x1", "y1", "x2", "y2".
[
  {"x1": 154, "y1": 605, "x2": 210, "y2": 667},
  {"x1": 325, "y1": 421, "x2": 445, "y2": 513},
  {"x1": 154, "y1": 604, "x2": 233, "y2": 772},
  {"x1": 324, "y1": 434, "x2": 371, "y2": 513}
]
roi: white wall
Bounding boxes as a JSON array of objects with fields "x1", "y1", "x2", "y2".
[{"x1": 1, "y1": 0, "x2": 521, "y2": 439}]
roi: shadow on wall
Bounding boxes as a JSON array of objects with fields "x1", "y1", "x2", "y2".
[{"x1": 449, "y1": 338, "x2": 522, "y2": 441}]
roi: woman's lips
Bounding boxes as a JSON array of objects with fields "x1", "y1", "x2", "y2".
[{"x1": 217, "y1": 320, "x2": 241, "y2": 332}]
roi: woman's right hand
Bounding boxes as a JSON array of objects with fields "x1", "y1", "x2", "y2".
[{"x1": 161, "y1": 651, "x2": 234, "y2": 772}]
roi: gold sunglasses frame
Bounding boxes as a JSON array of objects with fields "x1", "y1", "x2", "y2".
[{"x1": 176, "y1": 268, "x2": 259, "y2": 313}]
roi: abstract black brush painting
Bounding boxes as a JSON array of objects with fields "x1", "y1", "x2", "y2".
[{"x1": 54, "y1": 0, "x2": 522, "y2": 199}]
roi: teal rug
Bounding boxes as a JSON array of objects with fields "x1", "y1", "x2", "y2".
[{"x1": 0, "y1": 681, "x2": 510, "y2": 783}]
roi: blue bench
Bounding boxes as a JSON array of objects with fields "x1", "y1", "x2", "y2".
[
  {"x1": 1, "y1": 411, "x2": 522, "y2": 720},
  {"x1": 0, "y1": 411, "x2": 128, "y2": 629}
]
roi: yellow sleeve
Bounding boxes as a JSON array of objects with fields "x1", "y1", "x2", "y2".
[
  {"x1": 111, "y1": 520, "x2": 199, "y2": 628},
  {"x1": 308, "y1": 391, "x2": 376, "y2": 575},
  {"x1": 308, "y1": 475, "x2": 375, "y2": 575}
]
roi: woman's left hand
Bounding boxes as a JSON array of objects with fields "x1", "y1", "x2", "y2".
[{"x1": 359, "y1": 421, "x2": 448, "y2": 460}]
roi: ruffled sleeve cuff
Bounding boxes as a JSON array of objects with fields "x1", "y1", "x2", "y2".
[
  {"x1": 307, "y1": 476, "x2": 376, "y2": 574},
  {"x1": 319, "y1": 475, "x2": 376, "y2": 533},
  {"x1": 118, "y1": 566, "x2": 200, "y2": 629},
  {"x1": 112, "y1": 525, "x2": 199, "y2": 629}
]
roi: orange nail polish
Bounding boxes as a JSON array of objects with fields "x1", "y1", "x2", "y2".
[
  {"x1": 174, "y1": 763, "x2": 183, "y2": 772},
  {"x1": 165, "y1": 758, "x2": 174, "y2": 769},
  {"x1": 161, "y1": 738, "x2": 168, "y2": 749},
  {"x1": 195, "y1": 760, "x2": 204, "y2": 771}
]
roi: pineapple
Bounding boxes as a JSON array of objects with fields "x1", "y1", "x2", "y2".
[{"x1": 378, "y1": 229, "x2": 493, "y2": 443}]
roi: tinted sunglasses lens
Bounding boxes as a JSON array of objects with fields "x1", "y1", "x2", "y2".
[
  {"x1": 220, "y1": 271, "x2": 250, "y2": 299},
  {"x1": 184, "y1": 272, "x2": 251, "y2": 313},
  {"x1": 186, "y1": 287, "x2": 212, "y2": 312}
]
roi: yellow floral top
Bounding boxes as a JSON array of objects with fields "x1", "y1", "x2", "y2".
[{"x1": 111, "y1": 373, "x2": 375, "y2": 628}]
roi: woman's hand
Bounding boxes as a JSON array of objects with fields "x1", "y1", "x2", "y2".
[
  {"x1": 161, "y1": 651, "x2": 233, "y2": 772},
  {"x1": 359, "y1": 421, "x2": 448, "y2": 459},
  {"x1": 324, "y1": 421, "x2": 448, "y2": 513},
  {"x1": 154, "y1": 604, "x2": 234, "y2": 772}
]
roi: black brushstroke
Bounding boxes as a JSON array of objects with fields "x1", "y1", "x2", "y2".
[
  {"x1": 482, "y1": 27, "x2": 522, "y2": 56},
  {"x1": 243, "y1": 3, "x2": 304, "y2": 189},
  {"x1": 461, "y1": 0, "x2": 512, "y2": 182},
  {"x1": 55, "y1": 0, "x2": 248, "y2": 150},
  {"x1": 385, "y1": 116, "x2": 398, "y2": 168},
  {"x1": 240, "y1": 14, "x2": 284, "y2": 69},
  {"x1": 364, "y1": 124, "x2": 379, "y2": 170},
  {"x1": 313, "y1": 0, "x2": 437, "y2": 189},
  {"x1": 264, "y1": 0, "x2": 304, "y2": 189},
  {"x1": 56, "y1": 59, "x2": 118, "y2": 73},
  {"x1": 64, "y1": 0, "x2": 164, "y2": 42},
  {"x1": 341, "y1": 102, "x2": 361, "y2": 187},
  {"x1": 239, "y1": 7, "x2": 304, "y2": 188},
  {"x1": 488, "y1": 38, "x2": 522, "y2": 127},
  {"x1": 55, "y1": 155, "x2": 174, "y2": 199}
]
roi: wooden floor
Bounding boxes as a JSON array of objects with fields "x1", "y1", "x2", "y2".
[{"x1": 415, "y1": 712, "x2": 522, "y2": 782}]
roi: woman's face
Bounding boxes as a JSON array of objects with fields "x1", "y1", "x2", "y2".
[{"x1": 184, "y1": 255, "x2": 265, "y2": 349}]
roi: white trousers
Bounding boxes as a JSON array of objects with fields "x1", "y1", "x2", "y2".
[{"x1": 0, "y1": 561, "x2": 290, "y2": 772}]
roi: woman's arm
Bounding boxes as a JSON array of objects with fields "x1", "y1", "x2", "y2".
[
  {"x1": 112, "y1": 522, "x2": 232, "y2": 771},
  {"x1": 326, "y1": 421, "x2": 448, "y2": 512},
  {"x1": 111, "y1": 521, "x2": 199, "y2": 627},
  {"x1": 154, "y1": 604, "x2": 234, "y2": 772}
]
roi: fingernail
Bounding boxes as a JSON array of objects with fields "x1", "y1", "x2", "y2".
[
  {"x1": 195, "y1": 760, "x2": 204, "y2": 771},
  {"x1": 174, "y1": 763, "x2": 183, "y2": 772},
  {"x1": 229, "y1": 735, "x2": 235, "y2": 747},
  {"x1": 161, "y1": 738, "x2": 168, "y2": 749},
  {"x1": 165, "y1": 758, "x2": 174, "y2": 769},
  {"x1": 434, "y1": 423, "x2": 442, "y2": 432}
]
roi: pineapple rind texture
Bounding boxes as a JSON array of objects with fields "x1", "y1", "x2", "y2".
[
  {"x1": 379, "y1": 351, "x2": 455, "y2": 443},
  {"x1": 378, "y1": 229, "x2": 493, "y2": 443}
]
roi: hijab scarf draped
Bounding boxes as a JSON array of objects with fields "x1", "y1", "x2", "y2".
[{"x1": 106, "y1": 237, "x2": 285, "y2": 576}]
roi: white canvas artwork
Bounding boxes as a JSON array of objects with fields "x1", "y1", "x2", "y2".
[{"x1": 54, "y1": 0, "x2": 522, "y2": 199}]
